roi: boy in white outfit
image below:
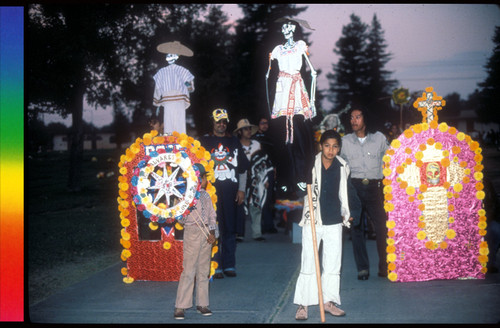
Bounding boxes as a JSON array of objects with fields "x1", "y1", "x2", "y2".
[{"x1": 294, "y1": 129, "x2": 361, "y2": 320}]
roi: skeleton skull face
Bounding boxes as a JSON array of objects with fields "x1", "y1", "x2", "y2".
[
  {"x1": 426, "y1": 162, "x2": 441, "y2": 185},
  {"x1": 281, "y1": 22, "x2": 296, "y2": 40},
  {"x1": 166, "y1": 53, "x2": 179, "y2": 64}
]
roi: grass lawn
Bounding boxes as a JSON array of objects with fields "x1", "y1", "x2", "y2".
[{"x1": 28, "y1": 148, "x2": 125, "y2": 306}]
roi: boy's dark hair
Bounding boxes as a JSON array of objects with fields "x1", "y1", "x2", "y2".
[{"x1": 320, "y1": 129, "x2": 342, "y2": 149}]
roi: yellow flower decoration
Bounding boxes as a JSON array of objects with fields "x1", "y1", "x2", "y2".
[
  {"x1": 453, "y1": 183, "x2": 463, "y2": 193},
  {"x1": 382, "y1": 155, "x2": 391, "y2": 163},
  {"x1": 435, "y1": 142, "x2": 443, "y2": 150},
  {"x1": 449, "y1": 217, "x2": 455, "y2": 223},
  {"x1": 391, "y1": 139, "x2": 401, "y2": 148},
  {"x1": 211, "y1": 246, "x2": 219, "y2": 258},
  {"x1": 387, "y1": 253, "x2": 397, "y2": 262},
  {"x1": 163, "y1": 242, "x2": 172, "y2": 250},
  {"x1": 446, "y1": 229, "x2": 456, "y2": 239},
  {"x1": 415, "y1": 151, "x2": 423, "y2": 160},
  {"x1": 476, "y1": 190, "x2": 485, "y2": 200},
  {"x1": 388, "y1": 272, "x2": 398, "y2": 282},
  {"x1": 119, "y1": 182, "x2": 129, "y2": 191},
  {"x1": 119, "y1": 167, "x2": 128, "y2": 175},
  {"x1": 474, "y1": 172, "x2": 484, "y2": 181},
  {"x1": 121, "y1": 249, "x2": 131, "y2": 259},
  {"x1": 421, "y1": 123, "x2": 429, "y2": 131},
  {"x1": 121, "y1": 219, "x2": 130, "y2": 227},
  {"x1": 478, "y1": 209, "x2": 486, "y2": 216},
  {"x1": 386, "y1": 220, "x2": 396, "y2": 229},
  {"x1": 417, "y1": 230, "x2": 426, "y2": 240},
  {"x1": 387, "y1": 238, "x2": 395, "y2": 246},
  {"x1": 438, "y1": 122, "x2": 449, "y2": 132},
  {"x1": 383, "y1": 185, "x2": 393, "y2": 194},
  {"x1": 384, "y1": 202, "x2": 395, "y2": 212},
  {"x1": 479, "y1": 246, "x2": 489, "y2": 255},
  {"x1": 175, "y1": 222, "x2": 184, "y2": 230},
  {"x1": 383, "y1": 167, "x2": 392, "y2": 177},
  {"x1": 406, "y1": 186, "x2": 416, "y2": 196},
  {"x1": 123, "y1": 276, "x2": 134, "y2": 284},
  {"x1": 456, "y1": 132, "x2": 465, "y2": 141}
]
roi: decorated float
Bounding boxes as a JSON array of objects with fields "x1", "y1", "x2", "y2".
[
  {"x1": 383, "y1": 87, "x2": 489, "y2": 282},
  {"x1": 117, "y1": 130, "x2": 218, "y2": 283}
]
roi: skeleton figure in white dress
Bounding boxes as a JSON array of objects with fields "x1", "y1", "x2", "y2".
[{"x1": 266, "y1": 17, "x2": 317, "y2": 196}]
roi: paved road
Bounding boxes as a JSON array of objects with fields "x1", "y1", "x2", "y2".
[{"x1": 29, "y1": 147, "x2": 500, "y2": 324}]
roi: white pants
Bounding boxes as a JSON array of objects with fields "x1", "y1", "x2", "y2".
[
  {"x1": 162, "y1": 90, "x2": 188, "y2": 135},
  {"x1": 293, "y1": 223, "x2": 343, "y2": 306},
  {"x1": 249, "y1": 204, "x2": 262, "y2": 239}
]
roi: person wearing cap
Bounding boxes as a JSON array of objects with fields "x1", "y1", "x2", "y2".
[
  {"x1": 174, "y1": 163, "x2": 218, "y2": 319},
  {"x1": 340, "y1": 102, "x2": 389, "y2": 281},
  {"x1": 234, "y1": 119, "x2": 274, "y2": 241},
  {"x1": 200, "y1": 109, "x2": 250, "y2": 279},
  {"x1": 153, "y1": 41, "x2": 195, "y2": 135}
]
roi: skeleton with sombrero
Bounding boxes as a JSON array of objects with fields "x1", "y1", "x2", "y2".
[{"x1": 153, "y1": 41, "x2": 195, "y2": 135}]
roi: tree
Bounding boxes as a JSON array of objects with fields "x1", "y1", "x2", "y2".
[
  {"x1": 365, "y1": 14, "x2": 397, "y2": 128},
  {"x1": 477, "y1": 25, "x2": 500, "y2": 124},
  {"x1": 327, "y1": 14, "x2": 370, "y2": 113},
  {"x1": 28, "y1": 4, "x2": 233, "y2": 190}
]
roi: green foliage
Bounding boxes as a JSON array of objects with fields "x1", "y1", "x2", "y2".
[
  {"x1": 477, "y1": 26, "x2": 500, "y2": 124},
  {"x1": 327, "y1": 13, "x2": 397, "y2": 131}
]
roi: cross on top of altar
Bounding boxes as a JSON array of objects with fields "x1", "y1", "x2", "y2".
[{"x1": 413, "y1": 87, "x2": 446, "y2": 124}]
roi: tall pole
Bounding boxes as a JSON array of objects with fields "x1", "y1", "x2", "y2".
[{"x1": 306, "y1": 184, "x2": 325, "y2": 322}]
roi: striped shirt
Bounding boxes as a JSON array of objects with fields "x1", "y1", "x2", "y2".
[{"x1": 153, "y1": 64, "x2": 194, "y2": 106}]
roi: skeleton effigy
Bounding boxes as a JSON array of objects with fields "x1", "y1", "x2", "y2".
[
  {"x1": 153, "y1": 41, "x2": 195, "y2": 135},
  {"x1": 266, "y1": 17, "x2": 317, "y2": 196},
  {"x1": 382, "y1": 87, "x2": 488, "y2": 282}
]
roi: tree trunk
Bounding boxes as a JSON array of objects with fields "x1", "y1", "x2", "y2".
[{"x1": 67, "y1": 86, "x2": 85, "y2": 192}]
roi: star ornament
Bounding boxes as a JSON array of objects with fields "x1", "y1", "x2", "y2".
[{"x1": 148, "y1": 166, "x2": 184, "y2": 206}]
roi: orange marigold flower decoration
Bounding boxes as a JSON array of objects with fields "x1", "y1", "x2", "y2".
[
  {"x1": 387, "y1": 230, "x2": 395, "y2": 237},
  {"x1": 441, "y1": 158, "x2": 450, "y2": 167},
  {"x1": 448, "y1": 126, "x2": 457, "y2": 135},
  {"x1": 384, "y1": 193, "x2": 393, "y2": 201},
  {"x1": 430, "y1": 120, "x2": 438, "y2": 129},
  {"x1": 388, "y1": 262, "x2": 396, "y2": 271},
  {"x1": 440, "y1": 241, "x2": 448, "y2": 249},
  {"x1": 404, "y1": 129, "x2": 413, "y2": 138},
  {"x1": 427, "y1": 138, "x2": 435, "y2": 145},
  {"x1": 418, "y1": 203, "x2": 426, "y2": 211}
]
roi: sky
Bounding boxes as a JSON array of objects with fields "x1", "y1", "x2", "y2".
[{"x1": 43, "y1": 3, "x2": 500, "y2": 127}]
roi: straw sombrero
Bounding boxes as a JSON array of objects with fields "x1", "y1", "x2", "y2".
[{"x1": 157, "y1": 41, "x2": 193, "y2": 57}]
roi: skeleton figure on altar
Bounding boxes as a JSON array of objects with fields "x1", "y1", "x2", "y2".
[
  {"x1": 266, "y1": 17, "x2": 317, "y2": 197},
  {"x1": 153, "y1": 41, "x2": 195, "y2": 135}
]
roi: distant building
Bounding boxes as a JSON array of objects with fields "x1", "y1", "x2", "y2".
[{"x1": 445, "y1": 109, "x2": 499, "y2": 141}]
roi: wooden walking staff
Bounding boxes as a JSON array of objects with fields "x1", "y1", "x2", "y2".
[{"x1": 306, "y1": 184, "x2": 325, "y2": 323}]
